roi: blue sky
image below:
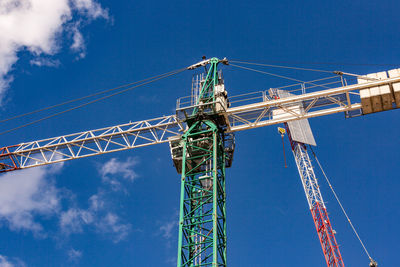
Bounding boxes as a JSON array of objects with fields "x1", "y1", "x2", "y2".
[{"x1": 0, "y1": 0, "x2": 399, "y2": 266}]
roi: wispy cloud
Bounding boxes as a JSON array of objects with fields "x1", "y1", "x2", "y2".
[
  {"x1": 158, "y1": 211, "x2": 179, "y2": 266},
  {"x1": 99, "y1": 157, "x2": 139, "y2": 191},
  {"x1": 0, "y1": 163, "x2": 63, "y2": 236},
  {"x1": 70, "y1": 23, "x2": 86, "y2": 59},
  {"x1": 100, "y1": 157, "x2": 139, "y2": 181},
  {"x1": 0, "y1": 0, "x2": 109, "y2": 104},
  {"x1": 159, "y1": 219, "x2": 177, "y2": 240},
  {"x1": 60, "y1": 207, "x2": 94, "y2": 234},
  {"x1": 95, "y1": 212, "x2": 131, "y2": 243},
  {"x1": 0, "y1": 156, "x2": 136, "y2": 253},
  {"x1": 58, "y1": 157, "x2": 139, "y2": 242},
  {"x1": 71, "y1": 0, "x2": 109, "y2": 19},
  {"x1": 67, "y1": 248, "x2": 82, "y2": 262},
  {"x1": 30, "y1": 57, "x2": 60, "y2": 67},
  {"x1": 60, "y1": 191, "x2": 131, "y2": 243},
  {"x1": 0, "y1": 254, "x2": 26, "y2": 267}
]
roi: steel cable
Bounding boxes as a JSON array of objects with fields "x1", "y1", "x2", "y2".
[
  {"x1": 230, "y1": 59, "x2": 399, "y2": 67},
  {"x1": 0, "y1": 68, "x2": 187, "y2": 137},
  {"x1": 310, "y1": 146, "x2": 375, "y2": 263},
  {"x1": 229, "y1": 63, "x2": 331, "y2": 89},
  {"x1": 230, "y1": 60, "x2": 334, "y2": 74},
  {"x1": 0, "y1": 67, "x2": 186, "y2": 125}
]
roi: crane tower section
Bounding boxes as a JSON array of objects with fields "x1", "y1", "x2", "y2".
[{"x1": 169, "y1": 58, "x2": 234, "y2": 267}]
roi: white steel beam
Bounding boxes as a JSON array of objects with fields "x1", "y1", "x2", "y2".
[
  {"x1": 228, "y1": 104, "x2": 362, "y2": 132},
  {"x1": 1, "y1": 75, "x2": 399, "y2": 172},
  {"x1": 226, "y1": 76, "x2": 400, "y2": 132},
  {"x1": 1, "y1": 115, "x2": 183, "y2": 170},
  {"x1": 227, "y1": 76, "x2": 400, "y2": 114}
]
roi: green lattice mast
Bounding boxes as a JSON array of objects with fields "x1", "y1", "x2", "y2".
[{"x1": 169, "y1": 58, "x2": 234, "y2": 267}]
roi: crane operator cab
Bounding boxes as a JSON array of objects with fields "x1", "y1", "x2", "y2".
[
  {"x1": 211, "y1": 70, "x2": 230, "y2": 128},
  {"x1": 214, "y1": 82, "x2": 228, "y2": 113},
  {"x1": 189, "y1": 69, "x2": 230, "y2": 127}
]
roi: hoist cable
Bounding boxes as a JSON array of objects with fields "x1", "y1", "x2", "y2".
[
  {"x1": 280, "y1": 134, "x2": 287, "y2": 168},
  {"x1": 0, "y1": 67, "x2": 186, "y2": 125},
  {"x1": 230, "y1": 60, "x2": 333, "y2": 74},
  {"x1": 230, "y1": 59, "x2": 399, "y2": 67},
  {"x1": 230, "y1": 63, "x2": 331, "y2": 89},
  {"x1": 0, "y1": 68, "x2": 186, "y2": 137},
  {"x1": 309, "y1": 146, "x2": 375, "y2": 263},
  {"x1": 230, "y1": 63, "x2": 306, "y2": 83}
]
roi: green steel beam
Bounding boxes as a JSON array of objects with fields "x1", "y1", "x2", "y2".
[
  {"x1": 177, "y1": 58, "x2": 228, "y2": 266},
  {"x1": 177, "y1": 120, "x2": 227, "y2": 266}
]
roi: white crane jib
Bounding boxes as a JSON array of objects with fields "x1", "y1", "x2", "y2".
[{"x1": 0, "y1": 65, "x2": 399, "y2": 173}]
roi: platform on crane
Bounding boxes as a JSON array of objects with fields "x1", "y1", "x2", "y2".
[
  {"x1": 175, "y1": 71, "x2": 230, "y2": 127},
  {"x1": 168, "y1": 132, "x2": 235, "y2": 174},
  {"x1": 170, "y1": 68, "x2": 235, "y2": 174}
]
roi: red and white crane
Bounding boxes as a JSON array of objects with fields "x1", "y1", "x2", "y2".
[
  {"x1": 284, "y1": 122, "x2": 344, "y2": 267},
  {"x1": 0, "y1": 58, "x2": 397, "y2": 266}
]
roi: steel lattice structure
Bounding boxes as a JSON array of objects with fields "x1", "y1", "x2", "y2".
[
  {"x1": 2, "y1": 74, "x2": 399, "y2": 173},
  {"x1": 0, "y1": 57, "x2": 399, "y2": 266},
  {"x1": 287, "y1": 134, "x2": 344, "y2": 267},
  {"x1": 174, "y1": 59, "x2": 232, "y2": 266},
  {"x1": 177, "y1": 120, "x2": 227, "y2": 266},
  {"x1": 0, "y1": 115, "x2": 183, "y2": 172}
]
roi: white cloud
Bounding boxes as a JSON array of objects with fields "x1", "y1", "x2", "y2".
[
  {"x1": 159, "y1": 219, "x2": 177, "y2": 240},
  {"x1": 71, "y1": 0, "x2": 108, "y2": 19},
  {"x1": 60, "y1": 207, "x2": 93, "y2": 234},
  {"x1": 30, "y1": 57, "x2": 60, "y2": 67},
  {"x1": 158, "y1": 212, "x2": 179, "y2": 265},
  {"x1": 95, "y1": 212, "x2": 131, "y2": 243},
  {"x1": 0, "y1": 157, "x2": 133, "y2": 245},
  {"x1": 0, "y1": 0, "x2": 109, "y2": 103},
  {"x1": 0, "y1": 156, "x2": 134, "y2": 245},
  {"x1": 100, "y1": 157, "x2": 139, "y2": 181},
  {"x1": 0, "y1": 164, "x2": 63, "y2": 236},
  {"x1": 70, "y1": 23, "x2": 86, "y2": 58},
  {"x1": 99, "y1": 157, "x2": 139, "y2": 191},
  {"x1": 88, "y1": 193, "x2": 104, "y2": 211},
  {"x1": 0, "y1": 255, "x2": 26, "y2": 267},
  {"x1": 67, "y1": 248, "x2": 82, "y2": 262},
  {"x1": 159, "y1": 210, "x2": 179, "y2": 241},
  {"x1": 60, "y1": 192, "x2": 131, "y2": 243}
]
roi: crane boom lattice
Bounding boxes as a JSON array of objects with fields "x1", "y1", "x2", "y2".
[
  {"x1": 0, "y1": 115, "x2": 183, "y2": 172},
  {"x1": 286, "y1": 123, "x2": 344, "y2": 267}
]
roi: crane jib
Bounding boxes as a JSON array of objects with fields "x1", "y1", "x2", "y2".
[{"x1": 0, "y1": 74, "x2": 399, "y2": 172}]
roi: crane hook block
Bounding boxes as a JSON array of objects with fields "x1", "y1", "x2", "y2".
[
  {"x1": 278, "y1": 127, "x2": 286, "y2": 136},
  {"x1": 369, "y1": 259, "x2": 378, "y2": 267}
]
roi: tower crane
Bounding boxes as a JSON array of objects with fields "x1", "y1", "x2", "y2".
[{"x1": 0, "y1": 57, "x2": 398, "y2": 266}]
